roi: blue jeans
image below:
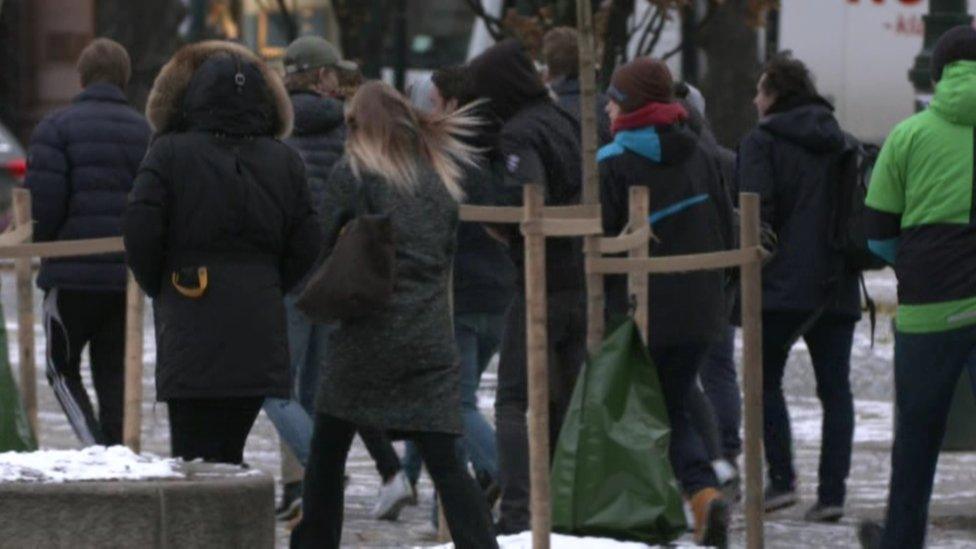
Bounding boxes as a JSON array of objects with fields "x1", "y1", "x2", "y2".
[
  {"x1": 763, "y1": 311, "x2": 855, "y2": 506},
  {"x1": 881, "y1": 324, "x2": 976, "y2": 549},
  {"x1": 404, "y1": 312, "x2": 506, "y2": 484},
  {"x1": 700, "y1": 325, "x2": 742, "y2": 461},
  {"x1": 263, "y1": 297, "x2": 331, "y2": 466}
]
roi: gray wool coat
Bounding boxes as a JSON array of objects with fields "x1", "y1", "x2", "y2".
[{"x1": 315, "y1": 159, "x2": 462, "y2": 434}]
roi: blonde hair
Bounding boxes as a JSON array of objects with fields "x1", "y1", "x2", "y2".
[{"x1": 344, "y1": 81, "x2": 480, "y2": 201}]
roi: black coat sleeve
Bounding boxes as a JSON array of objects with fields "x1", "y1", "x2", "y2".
[
  {"x1": 280, "y1": 152, "x2": 323, "y2": 294},
  {"x1": 24, "y1": 115, "x2": 70, "y2": 242},
  {"x1": 736, "y1": 130, "x2": 777, "y2": 229},
  {"x1": 123, "y1": 137, "x2": 172, "y2": 299}
]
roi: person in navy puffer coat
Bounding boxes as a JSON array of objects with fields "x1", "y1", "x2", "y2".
[{"x1": 24, "y1": 38, "x2": 150, "y2": 446}]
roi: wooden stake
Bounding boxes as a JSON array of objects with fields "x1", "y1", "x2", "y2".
[
  {"x1": 523, "y1": 184, "x2": 550, "y2": 549},
  {"x1": 627, "y1": 187, "x2": 650, "y2": 338},
  {"x1": 739, "y1": 193, "x2": 765, "y2": 549},
  {"x1": 12, "y1": 189, "x2": 36, "y2": 439},
  {"x1": 576, "y1": 0, "x2": 599, "y2": 205},
  {"x1": 123, "y1": 271, "x2": 145, "y2": 452}
]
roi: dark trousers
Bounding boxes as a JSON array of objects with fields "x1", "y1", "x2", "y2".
[
  {"x1": 43, "y1": 289, "x2": 126, "y2": 446},
  {"x1": 881, "y1": 324, "x2": 976, "y2": 549},
  {"x1": 763, "y1": 311, "x2": 855, "y2": 505},
  {"x1": 701, "y1": 325, "x2": 742, "y2": 461},
  {"x1": 291, "y1": 414, "x2": 497, "y2": 549},
  {"x1": 168, "y1": 397, "x2": 264, "y2": 464},
  {"x1": 652, "y1": 343, "x2": 720, "y2": 496},
  {"x1": 495, "y1": 290, "x2": 586, "y2": 533},
  {"x1": 359, "y1": 427, "x2": 401, "y2": 482}
]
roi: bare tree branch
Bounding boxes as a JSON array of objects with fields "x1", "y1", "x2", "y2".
[
  {"x1": 635, "y1": 7, "x2": 663, "y2": 57},
  {"x1": 462, "y1": 0, "x2": 507, "y2": 41}
]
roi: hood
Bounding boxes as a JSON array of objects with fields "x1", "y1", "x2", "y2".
[
  {"x1": 468, "y1": 39, "x2": 549, "y2": 123},
  {"x1": 759, "y1": 97, "x2": 844, "y2": 154},
  {"x1": 290, "y1": 91, "x2": 344, "y2": 136},
  {"x1": 598, "y1": 123, "x2": 698, "y2": 166},
  {"x1": 146, "y1": 41, "x2": 292, "y2": 138},
  {"x1": 930, "y1": 60, "x2": 976, "y2": 126}
]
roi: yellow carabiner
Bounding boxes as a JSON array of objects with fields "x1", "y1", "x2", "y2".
[{"x1": 171, "y1": 267, "x2": 208, "y2": 299}]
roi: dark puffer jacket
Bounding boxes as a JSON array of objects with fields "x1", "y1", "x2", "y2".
[
  {"x1": 284, "y1": 91, "x2": 345, "y2": 215},
  {"x1": 550, "y1": 76, "x2": 612, "y2": 146},
  {"x1": 123, "y1": 41, "x2": 321, "y2": 401},
  {"x1": 25, "y1": 83, "x2": 151, "y2": 292},
  {"x1": 600, "y1": 122, "x2": 734, "y2": 348},
  {"x1": 737, "y1": 97, "x2": 860, "y2": 318}
]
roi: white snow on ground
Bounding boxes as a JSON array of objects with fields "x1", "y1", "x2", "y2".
[
  {"x1": 0, "y1": 445, "x2": 183, "y2": 483},
  {"x1": 789, "y1": 397, "x2": 894, "y2": 445},
  {"x1": 426, "y1": 532, "x2": 697, "y2": 548}
]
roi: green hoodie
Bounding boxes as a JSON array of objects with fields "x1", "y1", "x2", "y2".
[{"x1": 865, "y1": 60, "x2": 976, "y2": 333}]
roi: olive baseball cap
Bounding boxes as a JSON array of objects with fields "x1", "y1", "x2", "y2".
[{"x1": 283, "y1": 36, "x2": 357, "y2": 74}]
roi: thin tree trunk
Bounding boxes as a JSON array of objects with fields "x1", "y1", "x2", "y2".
[{"x1": 698, "y1": 0, "x2": 761, "y2": 148}]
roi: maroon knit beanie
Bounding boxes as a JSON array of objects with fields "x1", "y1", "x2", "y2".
[{"x1": 608, "y1": 57, "x2": 674, "y2": 113}]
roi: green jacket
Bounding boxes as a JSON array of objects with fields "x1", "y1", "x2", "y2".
[{"x1": 865, "y1": 60, "x2": 976, "y2": 333}]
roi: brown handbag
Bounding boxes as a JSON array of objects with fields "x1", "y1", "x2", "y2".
[{"x1": 296, "y1": 180, "x2": 395, "y2": 322}]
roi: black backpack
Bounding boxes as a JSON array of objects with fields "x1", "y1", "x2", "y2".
[{"x1": 831, "y1": 134, "x2": 886, "y2": 273}]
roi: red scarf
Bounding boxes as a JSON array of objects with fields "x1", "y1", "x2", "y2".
[{"x1": 611, "y1": 102, "x2": 688, "y2": 135}]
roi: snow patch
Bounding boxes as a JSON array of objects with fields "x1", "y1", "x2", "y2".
[
  {"x1": 425, "y1": 532, "x2": 695, "y2": 548},
  {"x1": 0, "y1": 446, "x2": 184, "y2": 483}
]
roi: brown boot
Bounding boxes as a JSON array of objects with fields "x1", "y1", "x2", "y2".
[{"x1": 691, "y1": 487, "x2": 729, "y2": 548}]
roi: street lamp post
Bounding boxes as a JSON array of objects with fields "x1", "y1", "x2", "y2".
[{"x1": 908, "y1": 0, "x2": 972, "y2": 107}]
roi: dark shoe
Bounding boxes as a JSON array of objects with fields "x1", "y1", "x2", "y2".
[
  {"x1": 804, "y1": 502, "x2": 844, "y2": 523},
  {"x1": 764, "y1": 484, "x2": 798, "y2": 513},
  {"x1": 691, "y1": 488, "x2": 729, "y2": 548},
  {"x1": 858, "y1": 520, "x2": 883, "y2": 549},
  {"x1": 275, "y1": 481, "x2": 303, "y2": 522}
]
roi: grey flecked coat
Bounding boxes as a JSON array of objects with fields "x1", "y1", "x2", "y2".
[{"x1": 315, "y1": 159, "x2": 462, "y2": 434}]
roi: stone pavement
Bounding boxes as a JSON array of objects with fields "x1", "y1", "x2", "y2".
[{"x1": 6, "y1": 271, "x2": 976, "y2": 548}]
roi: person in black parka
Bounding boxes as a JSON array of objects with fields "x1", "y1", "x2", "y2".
[
  {"x1": 123, "y1": 41, "x2": 321, "y2": 465},
  {"x1": 599, "y1": 57, "x2": 734, "y2": 547},
  {"x1": 737, "y1": 52, "x2": 858, "y2": 523},
  {"x1": 468, "y1": 39, "x2": 587, "y2": 535},
  {"x1": 25, "y1": 38, "x2": 151, "y2": 447}
]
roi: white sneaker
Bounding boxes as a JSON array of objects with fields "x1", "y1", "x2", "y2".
[{"x1": 371, "y1": 471, "x2": 413, "y2": 521}]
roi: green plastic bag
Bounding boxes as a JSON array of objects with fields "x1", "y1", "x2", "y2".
[
  {"x1": 551, "y1": 319, "x2": 686, "y2": 544},
  {"x1": 0, "y1": 303, "x2": 37, "y2": 452}
]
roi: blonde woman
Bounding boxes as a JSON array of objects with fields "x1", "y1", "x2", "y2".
[{"x1": 290, "y1": 81, "x2": 497, "y2": 549}]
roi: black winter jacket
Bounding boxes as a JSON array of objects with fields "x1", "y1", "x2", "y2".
[
  {"x1": 737, "y1": 98, "x2": 860, "y2": 318},
  {"x1": 600, "y1": 122, "x2": 734, "y2": 348},
  {"x1": 495, "y1": 99, "x2": 585, "y2": 292},
  {"x1": 123, "y1": 42, "x2": 320, "y2": 401},
  {"x1": 25, "y1": 83, "x2": 151, "y2": 292},
  {"x1": 284, "y1": 91, "x2": 345, "y2": 215},
  {"x1": 550, "y1": 76, "x2": 612, "y2": 146}
]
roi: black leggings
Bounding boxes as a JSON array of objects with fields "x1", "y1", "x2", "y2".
[
  {"x1": 168, "y1": 397, "x2": 264, "y2": 464},
  {"x1": 291, "y1": 414, "x2": 498, "y2": 549}
]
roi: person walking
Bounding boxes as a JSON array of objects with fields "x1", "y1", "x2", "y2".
[
  {"x1": 268, "y1": 35, "x2": 409, "y2": 523},
  {"x1": 468, "y1": 39, "x2": 587, "y2": 534},
  {"x1": 402, "y1": 67, "x2": 515, "y2": 509},
  {"x1": 738, "y1": 52, "x2": 858, "y2": 522},
  {"x1": 599, "y1": 57, "x2": 734, "y2": 547},
  {"x1": 123, "y1": 41, "x2": 321, "y2": 465},
  {"x1": 289, "y1": 81, "x2": 497, "y2": 549},
  {"x1": 541, "y1": 26, "x2": 611, "y2": 146},
  {"x1": 857, "y1": 25, "x2": 976, "y2": 549},
  {"x1": 25, "y1": 38, "x2": 150, "y2": 447}
]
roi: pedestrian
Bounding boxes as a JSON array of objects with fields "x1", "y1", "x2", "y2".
[
  {"x1": 541, "y1": 26, "x2": 612, "y2": 145},
  {"x1": 289, "y1": 81, "x2": 497, "y2": 549},
  {"x1": 599, "y1": 57, "x2": 734, "y2": 547},
  {"x1": 738, "y1": 52, "x2": 858, "y2": 522},
  {"x1": 24, "y1": 38, "x2": 150, "y2": 447},
  {"x1": 857, "y1": 25, "x2": 976, "y2": 549},
  {"x1": 468, "y1": 39, "x2": 587, "y2": 535},
  {"x1": 267, "y1": 35, "x2": 409, "y2": 523},
  {"x1": 402, "y1": 67, "x2": 515, "y2": 510},
  {"x1": 123, "y1": 41, "x2": 321, "y2": 465}
]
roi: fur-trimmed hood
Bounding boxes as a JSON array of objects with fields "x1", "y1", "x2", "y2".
[{"x1": 147, "y1": 41, "x2": 293, "y2": 138}]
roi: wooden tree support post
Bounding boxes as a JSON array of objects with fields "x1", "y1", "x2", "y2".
[
  {"x1": 123, "y1": 271, "x2": 145, "y2": 452},
  {"x1": 739, "y1": 193, "x2": 765, "y2": 549},
  {"x1": 523, "y1": 184, "x2": 550, "y2": 549},
  {"x1": 627, "y1": 187, "x2": 650, "y2": 337},
  {"x1": 12, "y1": 189, "x2": 36, "y2": 438}
]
